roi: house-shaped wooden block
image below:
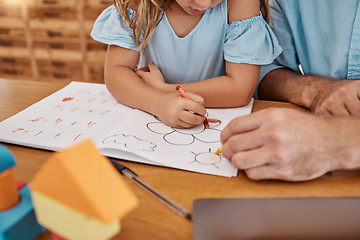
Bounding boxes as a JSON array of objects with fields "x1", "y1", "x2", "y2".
[{"x1": 29, "y1": 139, "x2": 138, "y2": 240}]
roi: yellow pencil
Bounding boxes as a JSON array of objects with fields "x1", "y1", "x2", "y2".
[{"x1": 214, "y1": 146, "x2": 222, "y2": 155}]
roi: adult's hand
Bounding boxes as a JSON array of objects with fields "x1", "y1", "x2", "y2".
[
  {"x1": 259, "y1": 69, "x2": 360, "y2": 118},
  {"x1": 311, "y1": 80, "x2": 360, "y2": 118},
  {"x1": 220, "y1": 108, "x2": 360, "y2": 181}
]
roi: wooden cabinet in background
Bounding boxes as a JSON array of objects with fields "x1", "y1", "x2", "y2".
[{"x1": 0, "y1": 0, "x2": 111, "y2": 83}]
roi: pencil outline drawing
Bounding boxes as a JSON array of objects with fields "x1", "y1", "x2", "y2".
[
  {"x1": 190, "y1": 149, "x2": 222, "y2": 169},
  {"x1": 102, "y1": 134, "x2": 157, "y2": 152},
  {"x1": 146, "y1": 116, "x2": 222, "y2": 146}
]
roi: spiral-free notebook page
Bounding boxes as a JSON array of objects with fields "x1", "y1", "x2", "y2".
[{"x1": 0, "y1": 82, "x2": 253, "y2": 177}]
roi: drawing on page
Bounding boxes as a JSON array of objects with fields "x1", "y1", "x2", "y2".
[
  {"x1": 102, "y1": 134, "x2": 157, "y2": 151},
  {"x1": 146, "y1": 116, "x2": 221, "y2": 146},
  {"x1": 12, "y1": 128, "x2": 28, "y2": 133},
  {"x1": 62, "y1": 97, "x2": 74, "y2": 102},
  {"x1": 189, "y1": 149, "x2": 222, "y2": 169}
]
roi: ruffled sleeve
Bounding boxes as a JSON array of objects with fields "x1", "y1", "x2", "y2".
[
  {"x1": 90, "y1": 5, "x2": 139, "y2": 51},
  {"x1": 224, "y1": 14, "x2": 282, "y2": 65}
]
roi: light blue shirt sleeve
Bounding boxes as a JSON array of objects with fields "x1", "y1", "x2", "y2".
[
  {"x1": 90, "y1": 5, "x2": 139, "y2": 51},
  {"x1": 258, "y1": 0, "x2": 300, "y2": 87},
  {"x1": 259, "y1": 0, "x2": 360, "y2": 82},
  {"x1": 259, "y1": 0, "x2": 301, "y2": 83},
  {"x1": 257, "y1": 0, "x2": 360, "y2": 99},
  {"x1": 225, "y1": 15, "x2": 282, "y2": 65}
]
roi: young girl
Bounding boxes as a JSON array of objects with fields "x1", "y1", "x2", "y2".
[{"x1": 91, "y1": 0, "x2": 281, "y2": 128}]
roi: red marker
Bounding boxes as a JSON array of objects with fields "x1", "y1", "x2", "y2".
[{"x1": 175, "y1": 86, "x2": 209, "y2": 125}]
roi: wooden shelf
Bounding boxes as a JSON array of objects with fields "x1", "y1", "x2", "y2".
[{"x1": 0, "y1": 0, "x2": 111, "y2": 83}]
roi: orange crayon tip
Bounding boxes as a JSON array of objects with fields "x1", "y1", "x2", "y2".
[{"x1": 215, "y1": 146, "x2": 222, "y2": 155}]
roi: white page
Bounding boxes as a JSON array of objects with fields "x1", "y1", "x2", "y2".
[
  {"x1": 0, "y1": 81, "x2": 253, "y2": 177},
  {"x1": 0, "y1": 82, "x2": 133, "y2": 150},
  {"x1": 96, "y1": 101, "x2": 253, "y2": 177}
]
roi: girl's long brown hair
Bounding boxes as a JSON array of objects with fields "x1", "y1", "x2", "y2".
[
  {"x1": 112, "y1": 0, "x2": 170, "y2": 49},
  {"x1": 260, "y1": 0, "x2": 270, "y2": 23},
  {"x1": 113, "y1": 0, "x2": 269, "y2": 49}
]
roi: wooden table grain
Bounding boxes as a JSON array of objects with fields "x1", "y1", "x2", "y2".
[{"x1": 1, "y1": 79, "x2": 360, "y2": 240}]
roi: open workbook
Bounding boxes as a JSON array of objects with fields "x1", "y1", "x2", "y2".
[{"x1": 0, "y1": 82, "x2": 253, "y2": 177}]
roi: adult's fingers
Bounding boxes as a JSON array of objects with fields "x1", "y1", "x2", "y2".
[
  {"x1": 343, "y1": 94, "x2": 360, "y2": 118},
  {"x1": 229, "y1": 146, "x2": 274, "y2": 170},
  {"x1": 244, "y1": 164, "x2": 303, "y2": 181},
  {"x1": 244, "y1": 163, "x2": 326, "y2": 182},
  {"x1": 314, "y1": 82, "x2": 360, "y2": 117},
  {"x1": 244, "y1": 165, "x2": 283, "y2": 181},
  {"x1": 316, "y1": 105, "x2": 350, "y2": 118},
  {"x1": 333, "y1": 82, "x2": 360, "y2": 117},
  {"x1": 315, "y1": 96, "x2": 351, "y2": 117},
  {"x1": 221, "y1": 109, "x2": 275, "y2": 144},
  {"x1": 221, "y1": 128, "x2": 267, "y2": 159}
]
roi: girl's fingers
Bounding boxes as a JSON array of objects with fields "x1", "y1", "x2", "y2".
[
  {"x1": 186, "y1": 92, "x2": 205, "y2": 105},
  {"x1": 179, "y1": 109, "x2": 206, "y2": 126},
  {"x1": 136, "y1": 66, "x2": 150, "y2": 72}
]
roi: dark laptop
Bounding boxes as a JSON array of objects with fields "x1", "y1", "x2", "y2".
[{"x1": 193, "y1": 197, "x2": 360, "y2": 240}]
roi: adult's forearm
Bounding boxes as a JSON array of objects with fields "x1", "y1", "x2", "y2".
[{"x1": 258, "y1": 68, "x2": 333, "y2": 109}]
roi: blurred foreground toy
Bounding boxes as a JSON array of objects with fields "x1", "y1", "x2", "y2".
[
  {"x1": 30, "y1": 139, "x2": 138, "y2": 240},
  {"x1": 0, "y1": 145, "x2": 44, "y2": 240}
]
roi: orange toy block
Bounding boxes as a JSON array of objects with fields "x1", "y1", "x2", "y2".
[
  {"x1": 0, "y1": 169, "x2": 19, "y2": 211},
  {"x1": 30, "y1": 139, "x2": 138, "y2": 223},
  {"x1": 0, "y1": 144, "x2": 19, "y2": 211}
]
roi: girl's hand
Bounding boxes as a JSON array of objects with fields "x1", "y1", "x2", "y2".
[
  {"x1": 136, "y1": 62, "x2": 167, "y2": 91},
  {"x1": 153, "y1": 91, "x2": 206, "y2": 128}
]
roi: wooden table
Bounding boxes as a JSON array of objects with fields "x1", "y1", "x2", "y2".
[{"x1": 1, "y1": 79, "x2": 360, "y2": 240}]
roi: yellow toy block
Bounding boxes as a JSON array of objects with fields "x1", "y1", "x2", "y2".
[
  {"x1": 30, "y1": 139, "x2": 138, "y2": 223},
  {"x1": 31, "y1": 191, "x2": 120, "y2": 240}
]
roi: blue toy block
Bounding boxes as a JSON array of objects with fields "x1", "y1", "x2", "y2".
[
  {"x1": 0, "y1": 145, "x2": 16, "y2": 173},
  {"x1": 0, "y1": 185, "x2": 45, "y2": 240}
]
